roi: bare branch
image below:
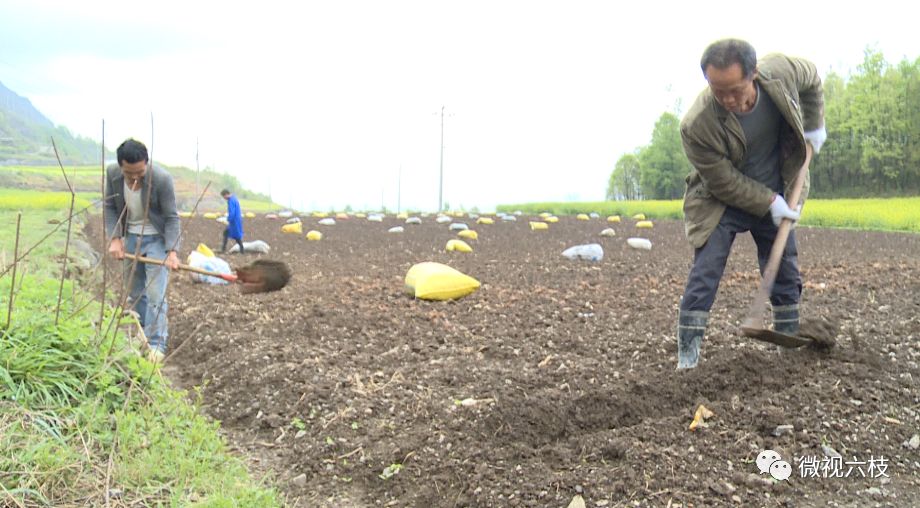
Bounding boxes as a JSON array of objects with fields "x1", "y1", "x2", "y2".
[{"x1": 5, "y1": 213, "x2": 22, "y2": 329}]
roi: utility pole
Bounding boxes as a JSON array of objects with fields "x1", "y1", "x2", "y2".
[
  {"x1": 438, "y1": 105, "x2": 445, "y2": 212},
  {"x1": 195, "y1": 137, "x2": 200, "y2": 199}
]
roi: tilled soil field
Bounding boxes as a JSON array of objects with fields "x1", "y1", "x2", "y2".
[{"x1": 96, "y1": 214, "x2": 920, "y2": 507}]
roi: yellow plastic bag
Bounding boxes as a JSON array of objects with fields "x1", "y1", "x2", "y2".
[
  {"x1": 244, "y1": 211, "x2": 256, "y2": 218},
  {"x1": 282, "y1": 222, "x2": 303, "y2": 234},
  {"x1": 530, "y1": 221, "x2": 549, "y2": 230},
  {"x1": 607, "y1": 215, "x2": 621, "y2": 223},
  {"x1": 445, "y1": 239, "x2": 473, "y2": 253},
  {"x1": 397, "y1": 212, "x2": 409, "y2": 220},
  {"x1": 196, "y1": 243, "x2": 216, "y2": 258},
  {"x1": 405, "y1": 262, "x2": 480, "y2": 300},
  {"x1": 306, "y1": 230, "x2": 323, "y2": 241},
  {"x1": 476, "y1": 217, "x2": 494, "y2": 225},
  {"x1": 632, "y1": 213, "x2": 646, "y2": 220},
  {"x1": 576, "y1": 213, "x2": 589, "y2": 221},
  {"x1": 636, "y1": 220, "x2": 654, "y2": 229},
  {"x1": 457, "y1": 229, "x2": 478, "y2": 240},
  {"x1": 178, "y1": 211, "x2": 194, "y2": 218},
  {"x1": 545, "y1": 216, "x2": 559, "y2": 223},
  {"x1": 203, "y1": 212, "x2": 219, "y2": 219}
]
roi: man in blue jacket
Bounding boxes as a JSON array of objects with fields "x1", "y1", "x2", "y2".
[
  {"x1": 104, "y1": 138, "x2": 181, "y2": 363},
  {"x1": 220, "y1": 189, "x2": 245, "y2": 254}
]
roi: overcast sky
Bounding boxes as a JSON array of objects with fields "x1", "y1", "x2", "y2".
[{"x1": 1, "y1": 0, "x2": 915, "y2": 212}]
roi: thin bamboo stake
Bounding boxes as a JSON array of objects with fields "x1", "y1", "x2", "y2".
[
  {"x1": 5, "y1": 213, "x2": 22, "y2": 329},
  {"x1": 52, "y1": 138, "x2": 77, "y2": 326},
  {"x1": 99, "y1": 119, "x2": 107, "y2": 336}
]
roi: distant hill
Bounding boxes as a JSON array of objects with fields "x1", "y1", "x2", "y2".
[
  {"x1": 0, "y1": 81, "x2": 276, "y2": 211},
  {"x1": 0, "y1": 81, "x2": 109, "y2": 165},
  {"x1": 0, "y1": 162, "x2": 276, "y2": 211}
]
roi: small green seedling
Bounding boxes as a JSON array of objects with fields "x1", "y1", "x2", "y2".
[{"x1": 379, "y1": 463, "x2": 402, "y2": 480}]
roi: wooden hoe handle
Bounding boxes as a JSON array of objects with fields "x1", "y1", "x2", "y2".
[
  {"x1": 124, "y1": 252, "x2": 238, "y2": 283},
  {"x1": 742, "y1": 142, "x2": 813, "y2": 329}
]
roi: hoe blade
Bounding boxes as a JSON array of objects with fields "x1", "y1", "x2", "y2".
[{"x1": 741, "y1": 326, "x2": 812, "y2": 348}]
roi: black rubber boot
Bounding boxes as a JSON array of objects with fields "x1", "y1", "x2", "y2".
[
  {"x1": 677, "y1": 310, "x2": 709, "y2": 369},
  {"x1": 773, "y1": 304, "x2": 800, "y2": 335}
]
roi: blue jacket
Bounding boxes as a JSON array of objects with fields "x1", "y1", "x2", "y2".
[{"x1": 226, "y1": 194, "x2": 244, "y2": 240}]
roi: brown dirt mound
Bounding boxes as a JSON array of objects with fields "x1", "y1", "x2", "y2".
[{"x1": 800, "y1": 316, "x2": 839, "y2": 349}]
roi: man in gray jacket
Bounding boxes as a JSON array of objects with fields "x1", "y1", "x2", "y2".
[
  {"x1": 676, "y1": 39, "x2": 826, "y2": 369},
  {"x1": 104, "y1": 138, "x2": 182, "y2": 363}
]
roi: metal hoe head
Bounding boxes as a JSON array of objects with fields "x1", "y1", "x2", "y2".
[
  {"x1": 740, "y1": 325, "x2": 812, "y2": 348},
  {"x1": 234, "y1": 259, "x2": 292, "y2": 294}
]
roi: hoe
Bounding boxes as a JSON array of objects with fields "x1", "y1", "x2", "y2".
[
  {"x1": 125, "y1": 253, "x2": 291, "y2": 294},
  {"x1": 740, "y1": 143, "x2": 834, "y2": 348}
]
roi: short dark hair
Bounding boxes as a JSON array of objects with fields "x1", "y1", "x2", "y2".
[
  {"x1": 221, "y1": 189, "x2": 231, "y2": 196},
  {"x1": 117, "y1": 139, "x2": 149, "y2": 165},
  {"x1": 700, "y1": 39, "x2": 757, "y2": 79}
]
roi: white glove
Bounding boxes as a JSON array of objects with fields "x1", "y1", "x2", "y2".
[
  {"x1": 769, "y1": 194, "x2": 800, "y2": 226},
  {"x1": 804, "y1": 126, "x2": 827, "y2": 154}
]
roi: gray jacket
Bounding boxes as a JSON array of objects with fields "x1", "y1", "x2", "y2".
[
  {"x1": 680, "y1": 53, "x2": 824, "y2": 248},
  {"x1": 104, "y1": 163, "x2": 182, "y2": 251}
]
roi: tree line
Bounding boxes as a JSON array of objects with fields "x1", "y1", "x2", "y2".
[{"x1": 608, "y1": 48, "x2": 920, "y2": 200}]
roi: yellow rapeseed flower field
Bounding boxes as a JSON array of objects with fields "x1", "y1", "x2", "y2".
[
  {"x1": 0, "y1": 189, "x2": 93, "y2": 210},
  {"x1": 501, "y1": 198, "x2": 920, "y2": 233}
]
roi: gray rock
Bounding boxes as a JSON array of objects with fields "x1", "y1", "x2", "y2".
[
  {"x1": 772, "y1": 424, "x2": 795, "y2": 437},
  {"x1": 291, "y1": 473, "x2": 307, "y2": 487},
  {"x1": 709, "y1": 481, "x2": 737, "y2": 496},
  {"x1": 821, "y1": 444, "x2": 841, "y2": 458}
]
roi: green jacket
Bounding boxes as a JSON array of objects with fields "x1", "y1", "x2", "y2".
[{"x1": 679, "y1": 53, "x2": 824, "y2": 248}]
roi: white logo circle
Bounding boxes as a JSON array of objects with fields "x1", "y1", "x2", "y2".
[
  {"x1": 770, "y1": 460, "x2": 792, "y2": 481},
  {"x1": 756, "y1": 449, "x2": 781, "y2": 474}
]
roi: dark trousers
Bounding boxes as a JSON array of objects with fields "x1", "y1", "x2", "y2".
[
  {"x1": 680, "y1": 206, "x2": 801, "y2": 312},
  {"x1": 221, "y1": 229, "x2": 244, "y2": 253}
]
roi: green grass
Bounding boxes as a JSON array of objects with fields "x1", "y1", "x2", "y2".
[
  {"x1": 0, "y1": 166, "x2": 102, "y2": 193},
  {"x1": 499, "y1": 197, "x2": 920, "y2": 233},
  {"x1": 0, "y1": 208, "x2": 283, "y2": 507},
  {"x1": 0, "y1": 207, "x2": 96, "y2": 279},
  {"x1": 238, "y1": 199, "x2": 282, "y2": 213},
  {"x1": 498, "y1": 200, "x2": 684, "y2": 220}
]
